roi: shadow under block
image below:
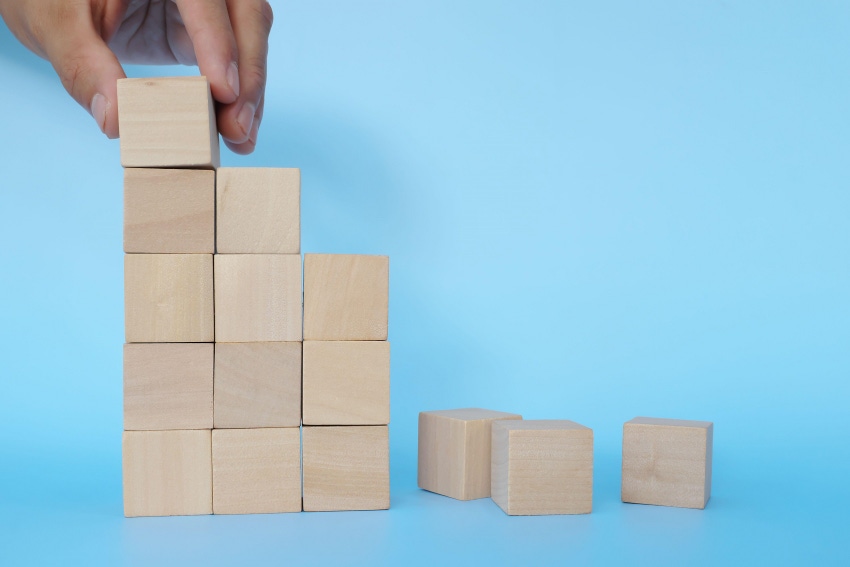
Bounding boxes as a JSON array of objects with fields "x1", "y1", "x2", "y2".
[
  {"x1": 122, "y1": 430, "x2": 212, "y2": 517},
  {"x1": 216, "y1": 168, "x2": 300, "y2": 254},
  {"x1": 123, "y1": 343, "x2": 213, "y2": 430},
  {"x1": 124, "y1": 254, "x2": 214, "y2": 343},
  {"x1": 117, "y1": 76, "x2": 219, "y2": 169},
  {"x1": 302, "y1": 341, "x2": 390, "y2": 426},
  {"x1": 212, "y1": 428, "x2": 302, "y2": 515},
  {"x1": 621, "y1": 417, "x2": 713, "y2": 510},
  {"x1": 303, "y1": 254, "x2": 388, "y2": 341},
  {"x1": 302, "y1": 426, "x2": 389, "y2": 512},
  {"x1": 491, "y1": 420, "x2": 593, "y2": 516},
  {"x1": 418, "y1": 408, "x2": 522, "y2": 501},
  {"x1": 214, "y1": 342, "x2": 301, "y2": 428},
  {"x1": 124, "y1": 168, "x2": 215, "y2": 253}
]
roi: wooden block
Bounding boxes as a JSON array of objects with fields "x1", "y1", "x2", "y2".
[
  {"x1": 212, "y1": 428, "x2": 302, "y2": 515},
  {"x1": 124, "y1": 168, "x2": 214, "y2": 253},
  {"x1": 124, "y1": 343, "x2": 213, "y2": 430},
  {"x1": 303, "y1": 254, "x2": 388, "y2": 341},
  {"x1": 491, "y1": 420, "x2": 593, "y2": 516},
  {"x1": 122, "y1": 430, "x2": 212, "y2": 517},
  {"x1": 418, "y1": 408, "x2": 522, "y2": 501},
  {"x1": 125, "y1": 254, "x2": 214, "y2": 343},
  {"x1": 622, "y1": 417, "x2": 713, "y2": 509},
  {"x1": 216, "y1": 168, "x2": 300, "y2": 254},
  {"x1": 214, "y1": 254, "x2": 302, "y2": 342},
  {"x1": 117, "y1": 77, "x2": 219, "y2": 169},
  {"x1": 302, "y1": 341, "x2": 390, "y2": 426},
  {"x1": 302, "y1": 426, "x2": 389, "y2": 511},
  {"x1": 214, "y1": 342, "x2": 301, "y2": 428}
]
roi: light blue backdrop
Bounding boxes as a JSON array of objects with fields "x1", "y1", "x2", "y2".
[{"x1": 1, "y1": 1, "x2": 847, "y2": 565}]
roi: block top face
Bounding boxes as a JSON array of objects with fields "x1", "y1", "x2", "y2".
[
  {"x1": 421, "y1": 408, "x2": 522, "y2": 422},
  {"x1": 627, "y1": 417, "x2": 713, "y2": 430},
  {"x1": 495, "y1": 419, "x2": 591, "y2": 433}
]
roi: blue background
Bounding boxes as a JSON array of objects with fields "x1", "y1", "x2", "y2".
[{"x1": 1, "y1": 1, "x2": 848, "y2": 565}]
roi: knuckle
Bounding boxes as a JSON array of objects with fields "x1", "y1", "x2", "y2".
[
  {"x1": 57, "y1": 54, "x2": 89, "y2": 99},
  {"x1": 241, "y1": 60, "x2": 267, "y2": 94}
]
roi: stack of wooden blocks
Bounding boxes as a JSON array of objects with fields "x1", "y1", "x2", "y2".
[{"x1": 120, "y1": 76, "x2": 390, "y2": 517}]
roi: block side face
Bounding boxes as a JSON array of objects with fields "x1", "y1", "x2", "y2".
[
  {"x1": 462, "y1": 419, "x2": 509, "y2": 500},
  {"x1": 490, "y1": 422, "x2": 511, "y2": 513},
  {"x1": 421, "y1": 408, "x2": 523, "y2": 422},
  {"x1": 628, "y1": 416, "x2": 713, "y2": 430},
  {"x1": 704, "y1": 423, "x2": 713, "y2": 507},
  {"x1": 417, "y1": 414, "x2": 468, "y2": 500}
]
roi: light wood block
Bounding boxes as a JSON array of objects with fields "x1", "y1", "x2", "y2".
[
  {"x1": 214, "y1": 254, "x2": 302, "y2": 342},
  {"x1": 418, "y1": 408, "x2": 522, "y2": 501},
  {"x1": 303, "y1": 254, "x2": 388, "y2": 341},
  {"x1": 122, "y1": 430, "x2": 212, "y2": 517},
  {"x1": 302, "y1": 426, "x2": 389, "y2": 511},
  {"x1": 302, "y1": 341, "x2": 390, "y2": 426},
  {"x1": 622, "y1": 417, "x2": 713, "y2": 509},
  {"x1": 214, "y1": 342, "x2": 301, "y2": 428},
  {"x1": 124, "y1": 343, "x2": 213, "y2": 430},
  {"x1": 117, "y1": 76, "x2": 219, "y2": 169},
  {"x1": 124, "y1": 169, "x2": 214, "y2": 253},
  {"x1": 212, "y1": 428, "x2": 302, "y2": 515},
  {"x1": 125, "y1": 254, "x2": 214, "y2": 343},
  {"x1": 216, "y1": 168, "x2": 300, "y2": 254},
  {"x1": 491, "y1": 420, "x2": 593, "y2": 516}
]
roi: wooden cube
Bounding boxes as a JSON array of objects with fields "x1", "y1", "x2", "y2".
[
  {"x1": 302, "y1": 341, "x2": 390, "y2": 426},
  {"x1": 122, "y1": 430, "x2": 212, "y2": 517},
  {"x1": 302, "y1": 426, "x2": 389, "y2": 511},
  {"x1": 117, "y1": 77, "x2": 219, "y2": 169},
  {"x1": 212, "y1": 428, "x2": 302, "y2": 515},
  {"x1": 214, "y1": 254, "x2": 302, "y2": 342},
  {"x1": 216, "y1": 168, "x2": 300, "y2": 254},
  {"x1": 214, "y1": 342, "x2": 301, "y2": 428},
  {"x1": 303, "y1": 254, "x2": 388, "y2": 341},
  {"x1": 124, "y1": 254, "x2": 214, "y2": 343},
  {"x1": 491, "y1": 420, "x2": 594, "y2": 516},
  {"x1": 124, "y1": 343, "x2": 213, "y2": 430},
  {"x1": 418, "y1": 408, "x2": 522, "y2": 501},
  {"x1": 622, "y1": 417, "x2": 713, "y2": 509},
  {"x1": 124, "y1": 169, "x2": 214, "y2": 253}
]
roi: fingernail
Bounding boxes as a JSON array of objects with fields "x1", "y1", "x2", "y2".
[
  {"x1": 249, "y1": 117, "x2": 260, "y2": 145},
  {"x1": 226, "y1": 62, "x2": 240, "y2": 98},
  {"x1": 90, "y1": 93, "x2": 109, "y2": 135},
  {"x1": 236, "y1": 102, "x2": 255, "y2": 138}
]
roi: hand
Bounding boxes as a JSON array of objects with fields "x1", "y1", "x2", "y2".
[{"x1": 0, "y1": 0, "x2": 272, "y2": 154}]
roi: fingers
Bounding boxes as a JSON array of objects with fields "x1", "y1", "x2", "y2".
[{"x1": 224, "y1": 94, "x2": 264, "y2": 154}]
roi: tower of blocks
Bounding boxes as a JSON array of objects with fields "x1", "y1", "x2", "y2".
[{"x1": 120, "y1": 77, "x2": 390, "y2": 517}]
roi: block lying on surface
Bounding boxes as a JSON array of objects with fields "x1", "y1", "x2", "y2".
[
  {"x1": 418, "y1": 408, "x2": 522, "y2": 501},
  {"x1": 491, "y1": 420, "x2": 593, "y2": 516},
  {"x1": 302, "y1": 426, "x2": 389, "y2": 511},
  {"x1": 302, "y1": 341, "x2": 390, "y2": 426},
  {"x1": 621, "y1": 417, "x2": 713, "y2": 509},
  {"x1": 212, "y1": 428, "x2": 302, "y2": 515},
  {"x1": 122, "y1": 430, "x2": 212, "y2": 517}
]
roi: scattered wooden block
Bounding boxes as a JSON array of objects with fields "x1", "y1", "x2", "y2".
[
  {"x1": 122, "y1": 430, "x2": 212, "y2": 517},
  {"x1": 302, "y1": 426, "x2": 389, "y2": 511},
  {"x1": 491, "y1": 419, "x2": 593, "y2": 516},
  {"x1": 216, "y1": 168, "x2": 300, "y2": 254},
  {"x1": 302, "y1": 341, "x2": 390, "y2": 426},
  {"x1": 212, "y1": 428, "x2": 302, "y2": 515},
  {"x1": 418, "y1": 408, "x2": 522, "y2": 501},
  {"x1": 621, "y1": 417, "x2": 713, "y2": 509},
  {"x1": 214, "y1": 254, "x2": 302, "y2": 342},
  {"x1": 124, "y1": 254, "x2": 214, "y2": 343},
  {"x1": 303, "y1": 254, "x2": 388, "y2": 341},
  {"x1": 124, "y1": 343, "x2": 213, "y2": 430},
  {"x1": 117, "y1": 76, "x2": 219, "y2": 169},
  {"x1": 124, "y1": 168, "x2": 214, "y2": 253}
]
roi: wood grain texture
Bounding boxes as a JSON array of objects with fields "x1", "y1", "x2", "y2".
[
  {"x1": 418, "y1": 408, "x2": 522, "y2": 500},
  {"x1": 621, "y1": 417, "x2": 713, "y2": 509},
  {"x1": 302, "y1": 341, "x2": 390, "y2": 426},
  {"x1": 122, "y1": 430, "x2": 212, "y2": 517},
  {"x1": 302, "y1": 426, "x2": 389, "y2": 511},
  {"x1": 124, "y1": 254, "x2": 214, "y2": 343},
  {"x1": 117, "y1": 77, "x2": 219, "y2": 169},
  {"x1": 124, "y1": 168, "x2": 214, "y2": 253},
  {"x1": 491, "y1": 420, "x2": 593, "y2": 516},
  {"x1": 303, "y1": 254, "x2": 388, "y2": 341},
  {"x1": 212, "y1": 428, "x2": 302, "y2": 515},
  {"x1": 216, "y1": 168, "x2": 300, "y2": 254},
  {"x1": 123, "y1": 343, "x2": 213, "y2": 430},
  {"x1": 214, "y1": 342, "x2": 301, "y2": 428}
]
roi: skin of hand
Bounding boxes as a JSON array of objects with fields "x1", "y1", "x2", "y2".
[{"x1": 0, "y1": 0, "x2": 272, "y2": 154}]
